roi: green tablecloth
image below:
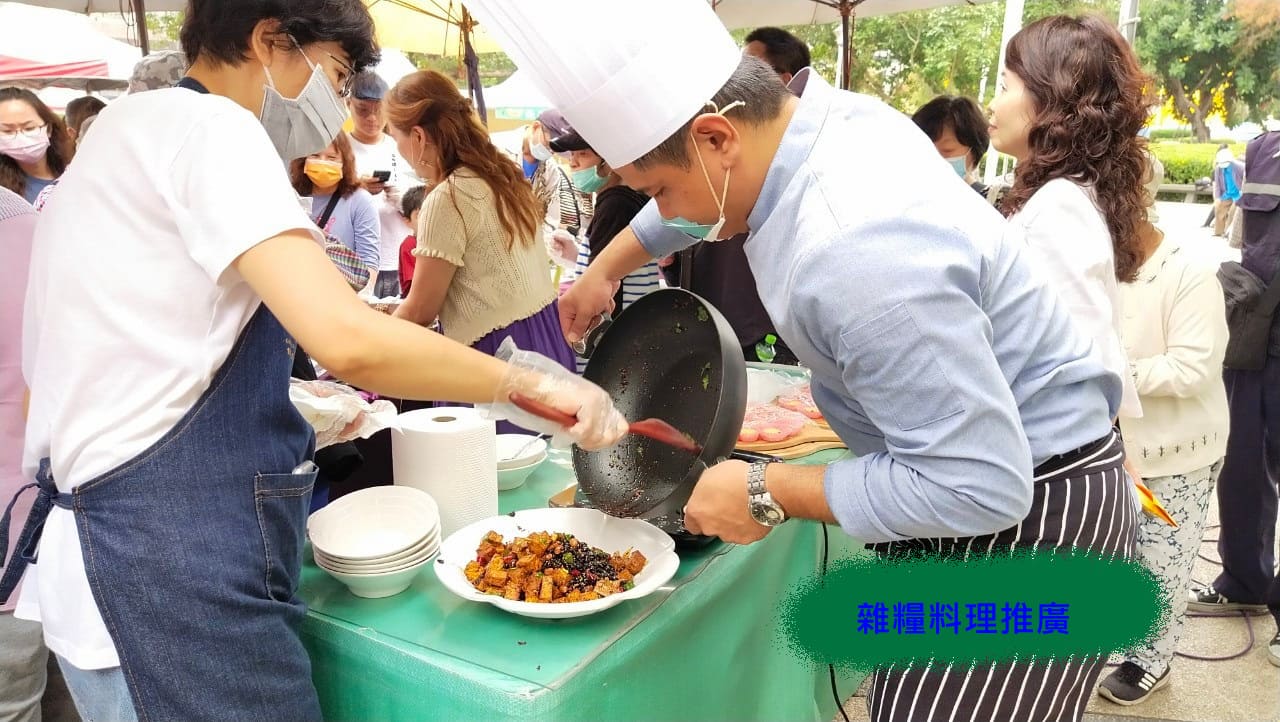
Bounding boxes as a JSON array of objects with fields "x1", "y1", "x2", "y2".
[{"x1": 299, "y1": 449, "x2": 867, "y2": 722}]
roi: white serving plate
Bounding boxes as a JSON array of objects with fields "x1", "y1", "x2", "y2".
[
  {"x1": 434, "y1": 508, "x2": 679, "y2": 619},
  {"x1": 308, "y1": 486, "x2": 440, "y2": 561}
]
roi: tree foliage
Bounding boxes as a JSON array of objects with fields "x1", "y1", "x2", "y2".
[{"x1": 1135, "y1": 0, "x2": 1280, "y2": 141}]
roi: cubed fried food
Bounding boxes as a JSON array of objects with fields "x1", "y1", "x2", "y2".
[{"x1": 466, "y1": 530, "x2": 648, "y2": 603}]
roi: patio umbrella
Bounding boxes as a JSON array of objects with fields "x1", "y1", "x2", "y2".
[
  {"x1": 364, "y1": 1, "x2": 499, "y2": 124},
  {"x1": 709, "y1": 0, "x2": 995, "y2": 90}
]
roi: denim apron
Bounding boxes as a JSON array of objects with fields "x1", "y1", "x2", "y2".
[{"x1": 0, "y1": 304, "x2": 322, "y2": 721}]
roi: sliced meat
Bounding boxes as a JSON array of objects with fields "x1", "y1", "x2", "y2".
[
  {"x1": 740, "y1": 403, "x2": 808, "y2": 444},
  {"x1": 775, "y1": 384, "x2": 824, "y2": 421}
]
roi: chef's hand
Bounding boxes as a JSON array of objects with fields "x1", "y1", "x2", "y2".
[
  {"x1": 487, "y1": 338, "x2": 627, "y2": 450},
  {"x1": 683, "y1": 460, "x2": 772, "y2": 545},
  {"x1": 359, "y1": 176, "x2": 387, "y2": 196},
  {"x1": 558, "y1": 267, "x2": 617, "y2": 344}
]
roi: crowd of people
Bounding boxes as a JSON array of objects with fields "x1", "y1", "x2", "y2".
[{"x1": 0, "y1": 1, "x2": 1277, "y2": 721}]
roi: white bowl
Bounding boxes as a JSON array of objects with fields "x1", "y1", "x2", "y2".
[
  {"x1": 313, "y1": 527, "x2": 440, "y2": 572},
  {"x1": 496, "y1": 453, "x2": 547, "y2": 491},
  {"x1": 321, "y1": 555, "x2": 433, "y2": 598},
  {"x1": 308, "y1": 486, "x2": 439, "y2": 562},
  {"x1": 496, "y1": 434, "x2": 549, "y2": 470},
  {"x1": 317, "y1": 544, "x2": 438, "y2": 576},
  {"x1": 434, "y1": 508, "x2": 680, "y2": 619}
]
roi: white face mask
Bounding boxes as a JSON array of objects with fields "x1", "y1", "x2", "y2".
[
  {"x1": 260, "y1": 42, "x2": 349, "y2": 163},
  {"x1": 529, "y1": 140, "x2": 553, "y2": 162}
]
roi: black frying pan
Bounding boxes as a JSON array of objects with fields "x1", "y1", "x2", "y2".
[{"x1": 570, "y1": 289, "x2": 755, "y2": 544}]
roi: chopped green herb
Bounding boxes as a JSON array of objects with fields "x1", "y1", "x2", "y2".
[
  {"x1": 674, "y1": 322, "x2": 685, "y2": 334},
  {"x1": 700, "y1": 362, "x2": 712, "y2": 391},
  {"x1": 696, "y1": 307, "x2": 709, "y2": 322},
  {"x1": 562, "y1": 552, "x2": 575, "y2": 564},
  {"x1": 623, "y1": 580, "x2": 635, "y2": 591}
]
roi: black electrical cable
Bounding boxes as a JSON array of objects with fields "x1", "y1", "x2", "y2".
[{"x1": 823, "y1": 522, "x2": 852, "y2": 722}]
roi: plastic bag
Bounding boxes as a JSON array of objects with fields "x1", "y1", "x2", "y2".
[{"x1": 289, "y1": 379, "x2": 399, "y2": 450}]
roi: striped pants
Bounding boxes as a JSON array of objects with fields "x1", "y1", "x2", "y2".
[{"x1": 865, "y1": 433, "x2": 1139, "y2": 722}]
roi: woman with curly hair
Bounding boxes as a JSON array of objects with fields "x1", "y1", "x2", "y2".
[{"x1": 990, "y1": 14, "x2": 1153, "y2": 421}]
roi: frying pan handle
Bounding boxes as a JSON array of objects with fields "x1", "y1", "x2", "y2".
[
  {"x1": 571, "y1": 312, "x2": 613, "y2": 358},
  {"x1": 507, "y1": 392, "x2": 578, "y2": 428}
]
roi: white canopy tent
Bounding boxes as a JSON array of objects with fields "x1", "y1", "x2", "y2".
[
  {"x1": 482, "y1": 69, "x2": 552, "y2": 122},
  {"x1": 4, "y1": 0, "x2": 186, "y2": 53},
  {"x1": 0, "y1": 2, "x2": 141, "y2": 91}
]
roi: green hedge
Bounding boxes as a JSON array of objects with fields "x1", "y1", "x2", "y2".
[
  {"x1": 1148, "y1": 128, "x2": 1192, "y2": 141},
  {"x1": 1149, "y1": 141, "x2": 1246, "y2": 185}
]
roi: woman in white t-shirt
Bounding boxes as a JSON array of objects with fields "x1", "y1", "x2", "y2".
[
  {"x1": 989, "y1": 15, "x2": 1153, "y2": 423},
  {"x1": 0, "y1": 3, "x2": 626, "y2": 721}
]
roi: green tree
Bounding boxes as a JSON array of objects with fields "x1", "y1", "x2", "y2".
[
  {"x1": 144, "y1": 11, "x2": 184, "y2": 51},
  {"x1": 1136, "y1": 0, "x2": 1280, "y2": 141}
]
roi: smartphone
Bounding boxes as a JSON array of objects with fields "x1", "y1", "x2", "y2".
[{"x1": 372, "y1": 170, "x2": 391, "y2": 182}]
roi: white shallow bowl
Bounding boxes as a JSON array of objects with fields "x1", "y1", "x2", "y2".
[
  {"x1": 318, "y1": 543, "x2": 438, "y2": 576},
  {"x1": 308, "y1": 486, "x2": 440, "y2": 562},
  {"x1": 497, "y1": 453, "x2": 547, "y2": 491},
  {"x1": 496, "y1": 434, "x2": 549, "y2": 470},
  {"x1": 322, "y1": 555, "x2": 433, "y2": 599},
  {"x1": 314, "y1": 527, "x2": 440, "y2": 572},
  {"x1": 434, "y1": 508, "x2": 679, "y2": 619}
]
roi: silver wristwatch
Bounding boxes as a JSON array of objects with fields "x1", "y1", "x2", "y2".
[{"x1": 747, "y1": 462, "x2": 788, "y2": 526}]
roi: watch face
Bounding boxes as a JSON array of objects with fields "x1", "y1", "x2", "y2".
[{"x1": 750, "y1": 501, "x2": 784, "y2": 526}]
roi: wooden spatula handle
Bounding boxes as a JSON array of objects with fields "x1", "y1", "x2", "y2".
[{"x1": 507, "y1": 392, "x2": 578, "y2": 428}]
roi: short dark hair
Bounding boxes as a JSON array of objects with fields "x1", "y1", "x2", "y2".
[
  {"x1": 401, "y1": 184, "x2": 428, "y2": 219},
  {"x1": 911, "y1": 95, "x2": 990, "y2": 167},
  {"x1": 65, "y1": 96, "x2": 106, "y2": 135},
  {"x1": 744, "y1": 27, "x2": 811, "y2": 77},
  {"x1": 180, "y1": 0, "x2": 379, "y2": 72},
  {"x1": 633, "y1": 55, "x2": 789, "y2": 170}
]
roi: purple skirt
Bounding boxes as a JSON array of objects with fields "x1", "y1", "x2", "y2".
[{"x1": 404, "y1": 301, "x2": 578, "y2": 435}]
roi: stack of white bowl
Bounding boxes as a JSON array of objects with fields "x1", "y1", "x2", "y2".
[
  {"x1": 307, "y1": 486, "x2": 440, "y2": 598},
  {"x1": 495, "y1": 434, "x2": 549, "y2": 491}
]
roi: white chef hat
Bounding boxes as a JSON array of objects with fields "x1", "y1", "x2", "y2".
[{"x1": 465, "y1": 0, "x2": 741, "y2": 168}]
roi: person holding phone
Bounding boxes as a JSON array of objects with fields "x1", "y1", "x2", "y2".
[{"x1": 346, "y1": 70, "x2": 419, "y2": 297}]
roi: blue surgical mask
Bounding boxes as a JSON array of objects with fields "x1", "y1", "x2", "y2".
[
  {"x1": 530, "y1": 140, "x2": 553, "y2": 162},
  {"x1": 522, "y1": 156, "x2": 539, "y2": 180},
  {"x1": 571, "y1": 165, "x2": 606, "y2": 194},
  {"x1": 945, "y1": 155, "x2": 968, "y2": 179},
  {"x1": 658, "y1": 99, "x2": 745, "y2": 242}
]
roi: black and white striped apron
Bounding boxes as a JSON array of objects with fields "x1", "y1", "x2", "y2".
[{"x1": 865, "y1": 431, "x2": 1139, "y2": 722}]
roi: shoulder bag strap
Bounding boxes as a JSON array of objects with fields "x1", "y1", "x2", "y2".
[{"x1": 315, "y1": 192, "x2": 342, "y2": 231}]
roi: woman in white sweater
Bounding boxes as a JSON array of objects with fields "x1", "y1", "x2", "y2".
[
  {"x1": 1106, "y1": 173, "x2": 1229, "y2": 705},
  {"x1": 988, "y1": 15, "x2": 1152, "y2": 420}
]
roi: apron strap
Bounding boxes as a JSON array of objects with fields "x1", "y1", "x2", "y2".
[{"x1": 0, "y1": 460, "x2": 73, "y2": 604}]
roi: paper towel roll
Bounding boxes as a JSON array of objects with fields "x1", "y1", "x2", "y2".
[{"x1": 393, "y1": 407, "x2": 498, "y2": 539}]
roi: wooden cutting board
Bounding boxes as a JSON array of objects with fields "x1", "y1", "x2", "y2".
[{"x1": 736, "y1": 422, "x2": 846, "y2": 459}]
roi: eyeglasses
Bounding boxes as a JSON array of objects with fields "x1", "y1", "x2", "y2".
[
  {"x1": 326, "y1": 52, "x2": 356, "y2": 98},
  {"x1": 0, "y1": 125, "x2": 46, "y2": 141},
  {"x1": 286, "y1": 33, "x2": 355, "y2": 98}
]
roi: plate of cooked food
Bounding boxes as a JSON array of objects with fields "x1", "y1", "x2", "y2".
[{"x1": 433, "y1": 508, "x2": 680, "y2": 619}]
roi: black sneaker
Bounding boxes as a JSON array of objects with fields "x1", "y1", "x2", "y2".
[
  {"x1": 1098, "y1": 662, "x2": 1170, "y2": 705},
  {"x1": 1269, "y1": 631, "x2": 1280, "y2": 668},
  {"x1": 1186, "y1": 585, "x2": 1268, "y2": 614}
]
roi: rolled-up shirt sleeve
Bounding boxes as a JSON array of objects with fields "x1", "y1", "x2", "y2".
[
  {"x1": 794, "y1": 219, "x2": 1035, "y2": 543},
  {"x1": 630, "y1": 198, "x2": 699, "y2": 259}
]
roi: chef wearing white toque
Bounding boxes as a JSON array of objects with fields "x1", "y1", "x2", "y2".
[{"x1": 465, "y1": 2, "x2": 1134, "y2": 719}]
